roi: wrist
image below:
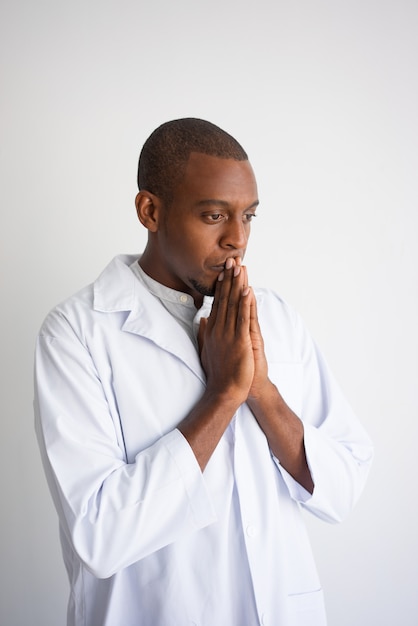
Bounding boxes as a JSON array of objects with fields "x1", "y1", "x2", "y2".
[
  {"x1": 204, "y1": 384, "x2": 247, "y2": 411},
  {"x1": 247, "y1": 378, "x2": 278, "y2": 408}
]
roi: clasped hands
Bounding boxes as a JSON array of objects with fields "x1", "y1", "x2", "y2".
[
  {"x1": 181, "y1": 258, "x2": 312, "y2": 490},
  {"x1": 198, "y1": 257, "x2": 270, "y2": 407}
]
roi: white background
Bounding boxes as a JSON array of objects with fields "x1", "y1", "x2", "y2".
[{"x1": 1, "y1": 1, "x2": 417, "y2": 624}]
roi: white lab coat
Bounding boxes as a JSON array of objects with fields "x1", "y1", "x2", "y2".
[{"x1": 34, "y1": 254, "x2": 373, "y2": 626}]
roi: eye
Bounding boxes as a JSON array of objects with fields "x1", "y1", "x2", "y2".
[
  {"x1": 244, "y1": 213, "x2": 257, "y2": 222},
  {"x1": 202, "y1": 213, "x2": 224, "y2": 223}
]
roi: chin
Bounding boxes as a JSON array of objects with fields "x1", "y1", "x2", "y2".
[{"x1": 190, "y1": 278, "x2": 216, "y2": 298}]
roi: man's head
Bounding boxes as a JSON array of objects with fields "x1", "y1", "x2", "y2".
[
  {"x1": 137, "y1": 118, "x2": 248, "y2": 204},
  {"x1": 135, "y1": 119, "x2": 258, "y2": 307}
]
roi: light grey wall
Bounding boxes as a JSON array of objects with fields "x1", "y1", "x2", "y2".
[{"x1": 1, "y1": 1, "x2": 417, "y2": 624}]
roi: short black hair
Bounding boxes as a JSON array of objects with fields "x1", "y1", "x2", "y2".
[{"x1": 137, "y1": 118, "x2": 248, "y2": 203}]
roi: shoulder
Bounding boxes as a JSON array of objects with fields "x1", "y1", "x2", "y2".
[
  {"x1": 38, "y1": 283, "x2": 94, "y2": 341},
  {"x1": 38, "y1": 254, "x2": 140, "y2": 340}
]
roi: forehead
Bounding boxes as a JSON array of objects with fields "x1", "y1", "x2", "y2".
[{"x1": 172, "y1": 152, "x2": 258, "y2": 204}]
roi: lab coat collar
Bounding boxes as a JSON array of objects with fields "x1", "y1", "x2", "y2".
[
  {"x1": 93, "y1": 254, "x2": 141, "y2": 312},
  {"x1": 93, "y1": 255, "x2": 205, "y2": 383}
]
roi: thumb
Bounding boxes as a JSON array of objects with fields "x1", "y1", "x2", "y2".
[{"x1": 198, "y1": 317, "x2": 208, "y2": 354}]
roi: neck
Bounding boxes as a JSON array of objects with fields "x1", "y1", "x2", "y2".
[{"x1": 138, "y1": 247, "x2": 204, "y2": 309}]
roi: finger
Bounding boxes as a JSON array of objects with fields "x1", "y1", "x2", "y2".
[
  {"x1": 249, "y1": 288, "x2": 259, "y2": 328},
  {"x1": 225, "y1": 261, "x2": 246, "y2": 331},
  {"x1": 249, "y1": 289, "x2": 264, "y2": 342},
  {"x1": 206, "y1": 266, "x2": 230, "y2": 329},
  {"x1": 208, "y1": 257, "x2": 236, "y2": 327},
  {"x1": 241, "y1": 264, "x2": 248, "y2": 291},
  {"x1": 197, "y1": 317, "x2": 207, "y2": 354},
  {"x1": 235, "y1": 283, "x2": 252, "y2": 336}
]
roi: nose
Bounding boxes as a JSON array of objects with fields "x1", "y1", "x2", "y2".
[{"x1": 220, "y1": 217, "x2": 249, "y2": 251}]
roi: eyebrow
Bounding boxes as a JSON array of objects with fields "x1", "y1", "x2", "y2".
[{"x1": 195, "y1": 199, "x2": 259, "y2": 211}]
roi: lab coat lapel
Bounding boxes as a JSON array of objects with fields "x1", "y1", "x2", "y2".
[
  {"x1": 93, "y1": 255, "x2": 206, "y2": 384},
  {"x1": 124, "y1": 294, "x2": 205, "y2": 383}
]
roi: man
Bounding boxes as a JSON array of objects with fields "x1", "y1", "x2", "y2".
[{"x1": 34, "y1": 118, "x2": 373, "y2": 626}]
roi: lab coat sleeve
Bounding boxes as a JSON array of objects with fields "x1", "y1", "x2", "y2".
[
  {"x1": 34, "y1": 311, "x2": 217, "y2": 579},
  {"x1": 268, "y1": 298, "x2": 373, "y2": 524}
]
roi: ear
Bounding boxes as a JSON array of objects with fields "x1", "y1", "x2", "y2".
[{"x1": 135, "y1": 191, "x2": 163, "y2": 233}]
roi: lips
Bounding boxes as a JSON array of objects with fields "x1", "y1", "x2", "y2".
[{"x1": 211, "y1": 256, "x2": 241, "y2": 270}]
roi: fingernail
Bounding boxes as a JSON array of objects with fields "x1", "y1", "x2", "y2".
[
  {"x1": 218, "y1": 271, "x2": 224, "y2": 281},
  {"x1": 225, "y1": 257, "x2": 233, "y2": 270},
  {"x1": 234, "y1": 265, "x2": 241, "y2": 277},
  {"x1": 242, "y1": 286, "x2": 250, "y2": 296}
]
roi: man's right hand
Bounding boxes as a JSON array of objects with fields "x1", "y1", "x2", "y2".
[
  {"x1": 178, "y1": 257, "x2": 254, "y2": 470},
  {"x1": 198, "y1": 257, "x2": 254, "y2": 405}
]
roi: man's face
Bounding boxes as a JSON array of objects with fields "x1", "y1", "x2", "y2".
[{"x1": 152, "y1": 152, "x2": 259, "y2": 307}]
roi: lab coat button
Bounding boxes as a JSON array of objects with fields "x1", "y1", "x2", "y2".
[
  {"x1": 180, "y1": 295, "x2": 188, "y2": 303},
  {"x1": 246, "y1": 524, "x2": 258, "y2": 537}
]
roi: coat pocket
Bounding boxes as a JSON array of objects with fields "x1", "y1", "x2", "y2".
[{"x1": 288, "y1": 588, "x2": 327, "y2": 625}]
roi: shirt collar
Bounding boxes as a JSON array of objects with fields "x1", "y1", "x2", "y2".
[{"x1": 132, "y1": 261, "x2": 196, "y2": 309}]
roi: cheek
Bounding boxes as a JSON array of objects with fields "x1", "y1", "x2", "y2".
[
  {"x1": 184, "y1": 237, "x2": 212, "y2": 261},
  {"x1": 164, "y1": 224, "x2": 217, "y2": 268}
]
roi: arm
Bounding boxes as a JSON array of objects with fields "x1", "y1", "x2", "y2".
[
  {"x1": 246, "y1": 294, "x2": 314, "y2": 493},
  {"x1": 34, "y1": 259, "x2": 254, "y2": 577},
  {"x1": 34, "y1": 324, "x2": 217, "y2": 578},
  {"x1": 246, "y1": 287, "x2": 373, "y2": 520},
  {"x1": 247, "y1": 381, "x2": 314, "y2": 494}
]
